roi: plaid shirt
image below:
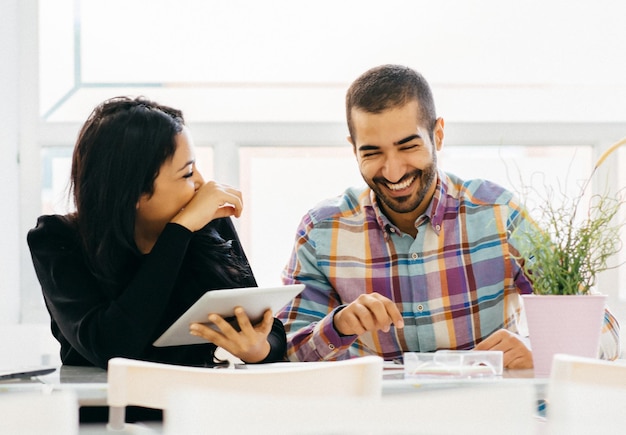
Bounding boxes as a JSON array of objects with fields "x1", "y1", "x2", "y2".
[{"x1": 279, "y1": 170, "x2": 620, "y2": 361}]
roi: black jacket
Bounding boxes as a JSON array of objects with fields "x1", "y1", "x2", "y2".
[{"x1": 27, "y1": 214, "x2": 286, "y2": 369}]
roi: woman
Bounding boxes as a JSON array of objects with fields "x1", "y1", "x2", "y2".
[{"x1": 27, "y1": 96, "x2": 286, "y2": 370}]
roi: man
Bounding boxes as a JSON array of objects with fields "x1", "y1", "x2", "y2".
[{"x1": 278, "y1": 64, "x2": 620, "y2": 368}]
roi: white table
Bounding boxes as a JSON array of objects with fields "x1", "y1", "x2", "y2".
[{"x1": 1, "y1": 364, "x2": 548, "y2": 434}]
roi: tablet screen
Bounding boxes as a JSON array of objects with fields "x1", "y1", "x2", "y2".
[{"x1": 153, "y1": 284, "x2": 304, "y2": 347}]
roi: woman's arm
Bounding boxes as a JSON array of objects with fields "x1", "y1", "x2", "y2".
[{"x1": 28, "y1": 216, "x2": 194, "y2": 368}]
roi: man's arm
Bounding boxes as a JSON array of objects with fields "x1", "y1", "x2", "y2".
[
  {"x1": 599, "y1": 307, "x2": 621, "y2": 360},
  {"x1": 277, "y1": 213, "x2": 402, "y2": 361},
  {"x1": 275, "y1": 214, "x2": 354, "y2": 361}
]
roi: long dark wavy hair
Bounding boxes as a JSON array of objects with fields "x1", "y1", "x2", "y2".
[{"x1": 70, "y1": 96, "x2": 251, "y2": 292}]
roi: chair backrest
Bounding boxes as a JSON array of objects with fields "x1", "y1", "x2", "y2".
[
  {"x1": 107, "y1": 355, "x2": 383, "y2": 431},
  {"x1": 165, "y1": 381, "x2": 537, "y2": 435},
  {"x1": 0, "y1": 390, "x2": 78, "y2": 435},
  {"x1": 546, "y1": 353, "x2": 626, "y2": 434}
]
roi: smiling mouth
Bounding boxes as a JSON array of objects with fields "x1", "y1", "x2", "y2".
[{"x1": 385, "y1": 176, "x2": 416, "y2": 192}]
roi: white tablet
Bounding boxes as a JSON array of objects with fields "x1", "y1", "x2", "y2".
[
  {"x1": 153, "y1": 284, "x2": 304, "y2": 347},
  {"x1": 0, "y1": 366, "x2": 56, "y2": 381}
]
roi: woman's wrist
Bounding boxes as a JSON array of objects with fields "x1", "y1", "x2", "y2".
[{"x1": 240, "y1": 341, "x2": 271, "y2": 364}]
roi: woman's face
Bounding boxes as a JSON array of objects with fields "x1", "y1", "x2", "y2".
[{"x1": 135, "y1": 126, "x2": 204, "y2": 236}]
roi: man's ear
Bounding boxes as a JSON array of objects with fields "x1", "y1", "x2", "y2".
[
  {"x1": 434, "y1": 118, "x2": 445, "y2": 151},
  {"x1": 347, "y1": 135, "x2": 357, "y2": 157}
]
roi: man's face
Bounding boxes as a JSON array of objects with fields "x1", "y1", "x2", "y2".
[{"x1": 349, "y1": 100, "x2": 444, "y2": 219}]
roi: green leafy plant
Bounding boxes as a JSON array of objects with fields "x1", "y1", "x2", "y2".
[{"x1": 514, "y1": 137, "x2": 626, "y2": 295}]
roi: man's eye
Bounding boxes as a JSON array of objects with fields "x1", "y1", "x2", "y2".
[
  {"x1": 362, "y1": 152, "x2": 381, "y2": 158},
  {"x1": 183, "y1": 171, "x2": 194, "y2": 179}
]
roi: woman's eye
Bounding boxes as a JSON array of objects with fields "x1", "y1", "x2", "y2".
[{"x1": 183, "y1": 171, "x2": 194, "y2": 179}]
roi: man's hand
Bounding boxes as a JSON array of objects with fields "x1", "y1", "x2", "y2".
[
  {"x1": 333, "y1": 293, "x2": 404, "y2": 336},
  {"x1": 474, "y1": 329, "x2": 533, "y2": 369}
]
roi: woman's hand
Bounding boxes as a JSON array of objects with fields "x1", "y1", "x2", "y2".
[
  {"x1": 189, "y1": 307, "x2": 274, "y2": 363},
  {"x1": 171, "y1": 181, "x2": 244, "y2": 232}
]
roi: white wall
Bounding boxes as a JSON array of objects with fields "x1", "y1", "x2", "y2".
[
  {"x1": 0, "y1": 0, "x2": 21, "y2": 324},
  {"x1": 17, "y1": 0, "x2": 45, "y2": 323}
]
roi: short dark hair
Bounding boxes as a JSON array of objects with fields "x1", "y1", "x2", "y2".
[
  {"x1": 71, "y1": 96, "x2": 184, "y2": 286},
  {"x1": 346, "y1": 64, "x2": 437, "y2": 141}
]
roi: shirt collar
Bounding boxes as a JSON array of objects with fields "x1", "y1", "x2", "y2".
[
  {"x1": 362, "y1": 169, "x2": 450, "y2": 237},
  {"x1": 428, "y1": 169, "x2": 449, "y2": 233}
]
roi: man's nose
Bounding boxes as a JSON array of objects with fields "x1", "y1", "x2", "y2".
[{"x1": 381, "y1": 153, "x2": 407, "y2": 183}]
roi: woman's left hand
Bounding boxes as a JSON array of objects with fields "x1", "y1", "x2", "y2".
[{"x1": 189, "y1": 307, "x2": 273, "y2": 363}]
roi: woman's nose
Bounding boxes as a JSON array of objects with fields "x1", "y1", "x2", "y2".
[{"x1": 194, "y1": 169, "x2": 205, "y2": 190}]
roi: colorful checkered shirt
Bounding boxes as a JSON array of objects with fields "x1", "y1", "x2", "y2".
[{"x1": 278, "y1": 170, "x2": 620, "y2": 361}]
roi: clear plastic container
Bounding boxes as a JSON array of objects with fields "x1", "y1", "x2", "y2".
[{"x1": 403, "y1": 350, "x2": 503, "y2": 379}]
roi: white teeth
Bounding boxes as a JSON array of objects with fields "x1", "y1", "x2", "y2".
[{"x1": 386, "y1": 177, "x2": 414, "y2": 191}]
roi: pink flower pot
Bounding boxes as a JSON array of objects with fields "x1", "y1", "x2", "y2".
[{"x1": 522, "y1": 294, "x2": 606, "y2": 377}]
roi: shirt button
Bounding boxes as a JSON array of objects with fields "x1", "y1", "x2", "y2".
[
  {"x1": 328, "y1": 343, "x2": 335, "y2": 350},
  {"x1": 416, "y1": 304, "x2": 424, "y2": 312},
  {"x1": 411, "y1": 252, "x2": 419, "y2": 260},
  {"x1": 389, "y1": 227, "x2": 396, "y2": 233},
  {"x1": 435, "y1": 224, "x2": 441, "y2": 231}
]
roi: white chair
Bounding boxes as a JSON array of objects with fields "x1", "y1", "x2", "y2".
[
  {"x1": 0, "y1": 390, "x2": 78, "y2": 435},
  {"x1": 165, "y1": 380, "x2": 537, "y2": 434},
  {"x1": 546, "y1": 353, "x2": 626, "y2": 434},
  {"x1": 107, "y1": 355, "x2": 383, "y2": 431}
]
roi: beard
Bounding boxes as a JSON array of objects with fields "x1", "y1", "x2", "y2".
[{"x1": 366, "y1": 161, "x2": 438, "y2": 215}]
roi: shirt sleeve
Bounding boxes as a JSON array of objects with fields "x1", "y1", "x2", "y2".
[
  {"x1": 277, "y1": 214, "x2": 358, "y2": 361},
  {"x1": 599, "y1": 306, "x2": 621, "y2": 360}
]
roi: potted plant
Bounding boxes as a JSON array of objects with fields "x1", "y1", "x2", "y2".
[{"x1": 514, "y1": 137, "x2": 626, "y2": 377}]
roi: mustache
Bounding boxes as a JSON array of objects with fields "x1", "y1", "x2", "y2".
[{"x1": 373, "y1": 169, "x2": 422, "y2": 185}]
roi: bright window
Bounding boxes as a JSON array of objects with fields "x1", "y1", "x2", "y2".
[
  {"x1": 440, "y1": 145, "x2": 593, "y2": 215},
  {"x1": 239, "y1": 144, "x2": 594, "y2": 287},
  {"x1": 239, "y1": 147, "x2": 362, "y2": 285}
]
